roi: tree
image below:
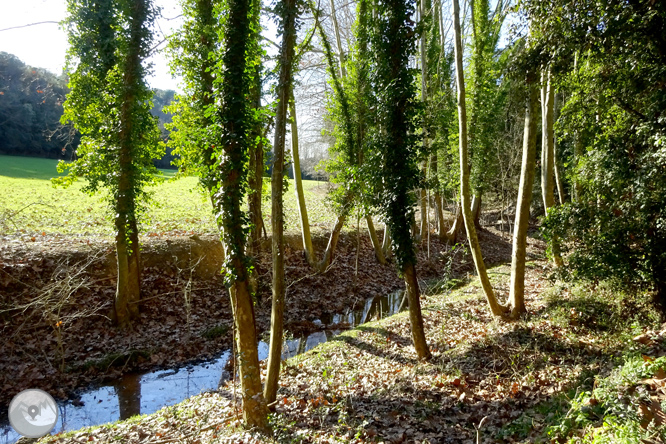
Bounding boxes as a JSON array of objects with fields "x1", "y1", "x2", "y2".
[
  {"x1": 508, "y1": 80, "x2": 538, "y2": 316},
  {"x1": 0, "y1": 53, "x2": 74, "y2": 159},
  {"x1": 166, "y1": 0, "x2": 269, "y2": 428},
  {"x1": 532, "y1": 0, "x2": 666, "y2": 304},
  {"x1": 264, "y1": 0, "x2": 299, "y2": 404},
  {"x1": 215, "y1": 0, "x2": 269, "y2": 428},
  {"x1": 451, "y1": 0, "x2": 506, "y2": 317},
  {"x1": 57, "y1": 0, "x2": 162, "y2": 328},
  {"x1": 370, "y1": 0, "x2": 431, "y2": 360},
  {"x1": 539, "y1": 68, "x2": 563, "y2": 267}
]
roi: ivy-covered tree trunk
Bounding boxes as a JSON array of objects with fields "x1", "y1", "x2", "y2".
[
  {"x1": 452, "y1": 0, "x2": 506, "y2": 317},
  {"x1": 248, "y1": 53, "x2": 265, "y2": 247},
  {"x1": 374, "y1": 0, "x2": 430, "y2": 360},
  {"x1": 265, "y1": 0, "x2": 298, "y2": 404},
  {"x1": 61, "y1": 0, "x2": 161, "y2": 329},
  {"x1": 508, "y1": 83, "x2": 539, "y2": 317},
  {"x1": 114, "y1": 0, "x2": 147, "y2": 327},
  {"x1": 216, "y1": 0, "x2": 268, "y2": 428}
]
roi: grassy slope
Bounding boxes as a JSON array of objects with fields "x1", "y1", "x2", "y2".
[
  {"x1": 0, "y1": 155, "x2": 333, "y2": 238},
  {"x1": 37, "y1": 262, "x2": 666, "y2": 443}
]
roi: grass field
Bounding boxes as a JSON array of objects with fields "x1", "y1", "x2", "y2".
[{"x1": 0, "y1": 155, "x2": 334, "y2": 238}]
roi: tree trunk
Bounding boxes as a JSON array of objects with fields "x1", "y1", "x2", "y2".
[
  {"x1": 229, "y1": 278, "x2": 267, "y2": 427},
  {"x1": 431, "y1": 154, "x2": 446, "y2": 237},
  {"x1": 445, "y1": 204, "x2": 464, "y2": 243},
  {"x1": 382, "y1": 223, "x2": 392, "y2": 258},
  {"x1": 366, "y1": 215, "x2": 386, "y2": 265},
  {"x1": 264, "y1": 0, "x2": 298, "y2": 404},
  {"x1": 318, "y1": 214, "x2": 346, "y2": 271},
  {"x1": 289, "y1": 91, "x2": 316, "y2": 265},
  {"x1": 113, "y1": 0, "x2": 147, "y2": 328},
  {"x1": 452, "y1": 0, "x2": 506, "y2": 317},
  {"x1": 540, "y1": 69, "x2": 564, "y2": 268},
  {"x1": 404, "y1": 263, "x2": 431, "y2": 360},
  {"x1": 508, "y1": 83, "x2": 539, "y2": 317},
  {"x1": 217, "y1": 0, "x2": 269, "y2": 428},
  {"x1": 553, "y1": 93, "x2": 565, "y2": 205},
  {"x1": 329, "y1": 0, "x2": 346, "y2": 78},
  {"x1": 472, "y1": 193, "x2": 482, "y2": 231},
  {"x1": 248, "y1": 64, "x2": 265, "y2": 246},
  {"x1": 419, "y1": 184, "x2": 428, "y2": 241}
]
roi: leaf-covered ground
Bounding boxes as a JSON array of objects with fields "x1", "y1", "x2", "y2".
[
  {"x1": 35, "y1": 255, "x2": 666, "y2": 443},
  {"x1": 0, "y1": 223, "x2": 528, "y2": 412}
]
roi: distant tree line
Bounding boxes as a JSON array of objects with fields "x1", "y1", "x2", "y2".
[{"x1": 0, "y1": 51, "x2": 176, "y2": 167}]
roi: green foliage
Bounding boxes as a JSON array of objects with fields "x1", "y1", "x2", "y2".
[
  {"x1": 367, "y1": 0, "x2": 419, "y2": 272},
  {"x1": 166, "y1": 0, "x2": 267, "y2": 284},
  {"x1": 546, "y1": 356, "x2": 666, "y2": 442},
  {"x1": 0, "y1": 53, "x2": 75, "y2": 159},
  {"x1": 466, "y1": 0, "x2": 509, "y2": 195},
  {"x1": 317, "y1": 4, "x2": 362, "y2": 216},
  {"x1": 56, "y1": 0, "x2": 162, "y2": 241},
  {"x1": 165, "y1": 0, "x2": 225, "y2": 190},
  {"x1": 537, "y1": 0, "x2": 666, "y2": 299}
]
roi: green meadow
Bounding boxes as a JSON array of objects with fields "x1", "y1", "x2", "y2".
[{"x1": 0, "y1": 155, "x2": 333, "y2": 238}]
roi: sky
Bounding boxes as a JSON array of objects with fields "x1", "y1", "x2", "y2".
[{"x1": 0, "y1": 0, "x2": 183, "y2": 91}]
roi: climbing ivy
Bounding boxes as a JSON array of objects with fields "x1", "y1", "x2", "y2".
[
  {"x1": 368, "y1": 0, "x2": 419, "y2": 272},
  {"x1": 56, "y1": 0, "x2": 162, "y2": 219}
]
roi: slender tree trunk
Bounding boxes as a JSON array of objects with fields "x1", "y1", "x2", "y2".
[
  {"x1": 382, "y1": 223, "x2": 392, "y2": 258},
  {"x1": 540, "y1": 69, "x2": 564, "y2": 267},
  {"x1": 452, "y1": 0, "x2": 506, "y2": 317},
  {"x1": 472, "y1": 193, "x2": 482, "y2": 231},
  {"x1": 248, "y1": 71, "x2": 265, "y2": 246},
  {"x1": 264, "y1": 0, "x2": 298, "y2": 404},
  {"x1": 246, "y1": 1, "x2": 264, "y2": 297},
  {"x1": 419, "y1": 0, "x2": 429, "y2": 243},
  {"x1": 419, "y1": 184, "x2": 428, "y2": 241},
  {"x1": 366, "y1": 215, "x2": 386, "y2": 264},
  {"x1": 318, "y1": 213, "x2": 346, "y2": 271},
  {"x1": 329, "y1": 0, "x2": 346, "y2": 78},
  {"x1": 508, "y1": 83, "x2": 539, "y2": 317},
  {"x1": 445, "y1": 204, "x2": 464, "y2": 243},
  {"x1": 553, "y1": 93, "x2": 565, "y2": 205},
  {"x1": 289, "y1": 91, "x2": 316, "y2": 265},
  {"x1": 404, "y1": 263, "x2": 431, "y2": 359},
  {"x1": 431, "y1": 155, "x2": 446, "y2": 237}
]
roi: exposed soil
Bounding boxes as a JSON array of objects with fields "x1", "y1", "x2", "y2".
[{"x1": 0, "y1": 223, "x2": 545, "y2": 411}]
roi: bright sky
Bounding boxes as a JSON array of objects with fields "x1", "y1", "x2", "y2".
[{"x1": 0, "y1": 0, "x2": 183, "y2": 91}]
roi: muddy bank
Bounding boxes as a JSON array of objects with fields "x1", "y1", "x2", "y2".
[{"x1": 0, "y1": 227, "x2": 543, "y2": 409}]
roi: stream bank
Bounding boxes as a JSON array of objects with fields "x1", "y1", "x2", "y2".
[{"x1": 0, "y1": 227, "x2": 527, "y2": 439}]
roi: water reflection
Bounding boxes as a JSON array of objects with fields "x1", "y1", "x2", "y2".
[{"x1": 0, "y1": 290, "x2": 405, "y2": 444}]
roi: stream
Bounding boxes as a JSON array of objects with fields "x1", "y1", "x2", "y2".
[{"x1": 0, "y1": 290, "x2": 406, "y2": 443}]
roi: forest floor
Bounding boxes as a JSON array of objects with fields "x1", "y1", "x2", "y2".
[
  {"x1": 0, "y1": 223, "x2": 524, "y2": 410},
  {"x1": 23, "y1": 232, "x2": 666, "y2": 443}
]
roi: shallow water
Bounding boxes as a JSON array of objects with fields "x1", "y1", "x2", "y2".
[{"x1": 0, "y1": 290, "x2": 405, "y2": 443}]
